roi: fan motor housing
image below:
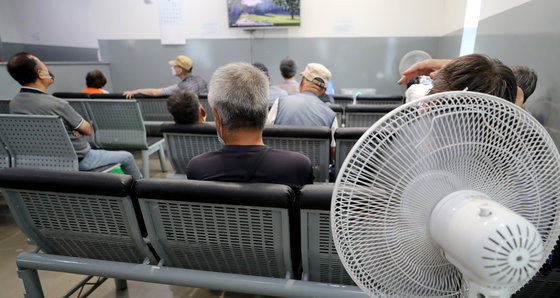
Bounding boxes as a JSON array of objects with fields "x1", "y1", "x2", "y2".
[{"x1": 430, "y1": 190, "x2": 543, "y2": 288}]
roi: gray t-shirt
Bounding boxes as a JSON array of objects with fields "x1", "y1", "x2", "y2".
[{"x1": 10, "y1": 89, "x2": 91, "y2": 158}]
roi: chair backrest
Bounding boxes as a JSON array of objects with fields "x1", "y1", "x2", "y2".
[
  {"x1": 299, "y1": 184, "x2": 355, "y2": 285},
  {"x1": 136, "y1": 179, "x2": 295, "y2": 278},
  {"x1": 0, "y1": 168, "x2": 155, "y2": 263},
  {"x1": 52, "y1": 92, "x2": 90, "y2": 99},
  {"x1": 0, "y1": 114, "x2": 78, "y2": 171},
  {"x1": 198, "y1": 94, "x2": 214, "y2": 122},
  {"x1": 328, "y1": 103, "x2": 344, "y2": 126},
  {"x1": 356, "y1": 94, "x2": 404, "y2": 105},
  {"x1": 66, "y1": 99, "x2": 98, "y2": 148},
  {"x1": 89, "y1": 93, "x2": 127, "y2": 99},
  {"x1": 344, "y1": 104, "x2": 399, "y2": 127},
  {"x1": 334, "y1": 127, "x2": 368, "y2": 175},
  {"x1": 0, "y1": 98, "x2": 10, "y2": 114},
  {"x1": 134, "y1": 97, "x2": 174, "y2": 122},
  {"x1": 161, "y1": 123, "x2": 222, "y2": 174},
  {"x1": 0, "y1": 137, "x2": 10, "y2": 169},
  {"x1": 86, "y1": 100, "x2": 148, "y2": 150},
  {"x1": 262, "y1": 125, "x2": 331, "y2": 182},
  {"x1": 333, "y1": 95, "x2": 353, "y2": 107}
]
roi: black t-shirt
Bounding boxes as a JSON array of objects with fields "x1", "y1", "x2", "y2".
[{"x1": 186, "y1": 145, "x2": 314, "y2": 190}]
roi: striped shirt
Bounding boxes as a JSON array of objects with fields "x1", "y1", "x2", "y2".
[{"x1": 161, "y1": 75, "x2": 208, "y2": 95}]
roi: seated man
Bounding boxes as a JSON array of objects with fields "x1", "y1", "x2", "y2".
[
  {"x1": 274, "y1": 57, "x2": 300, "y2": 95},
  {"x1": 397, "y1": 54, "x2": 517, "y2": 104},
  {"x1": 166, "y1": 89, "x2": 206, "y2": 124},
  {"x1": 7, "y1": 52, "x2": 142, "y2": 180},
  {"x1": 252, "y1": 62, "x2": 288, "y2": 106},
  {"x1": 123, "y1": 55, "x2": 208, "y2": 98},
  {"x1": 267, "y1": 63, "x2": 338, "y2": 159},
  {"x1": 186, "y1": 62, "x2": 314, "y2": 189},
  {"x1": 511, "y1": 65, "x2": 538, "y2": 106}
]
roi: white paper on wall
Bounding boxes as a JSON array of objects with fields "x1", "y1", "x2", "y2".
[{"x1": 158, "y1": 0, "x2": 185, "y2": 45}]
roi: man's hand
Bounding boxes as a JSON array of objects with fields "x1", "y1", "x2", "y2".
[
  {"x1": 72, "y1": 130, "x2": 82, "y2": 137},
  {"x1": 397, "y1": 59, "x2": 452, "y2": 85},
  {"x1": 123, "y1": 90, "x2": 137, "y2": 99}
]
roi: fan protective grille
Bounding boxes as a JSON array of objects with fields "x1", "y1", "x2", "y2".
[{"x1": 332, "y1": 91, "x2": 560, "y2": 297}]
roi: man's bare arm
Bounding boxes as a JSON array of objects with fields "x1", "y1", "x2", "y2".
[
  {"x1": 123, "y1": 88, "x2": 163, "y2": 99},
  {"x1": 397, "y1": 59, "x2": 452, "y2": 85},
  {"x1": 76, "y1": 120, "x2": 93, "y2": 136}
]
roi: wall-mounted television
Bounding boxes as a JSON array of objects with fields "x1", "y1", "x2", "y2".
[{"x1": 228, "y1": 0, "x2": 300, "y2": 28}]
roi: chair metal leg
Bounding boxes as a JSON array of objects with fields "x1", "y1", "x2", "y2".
[
  {"x1": 17, "y1": 267, "x2": 44, "y2": 298},
  {"x1": 157, "y1": 144, "x2": 168, "y2": 172},
  {"x1": 141, "y1": 150, "x2": 149, "y2": 178},
  {"x1": 114, "y1": 279, "x2": 128, "y2": 291}
]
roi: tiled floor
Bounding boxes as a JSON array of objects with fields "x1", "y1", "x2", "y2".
[{"x1": 0, "y1": 152, "x2": 275, "y2": 298}]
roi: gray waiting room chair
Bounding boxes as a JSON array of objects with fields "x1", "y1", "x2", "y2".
[
  {"x1": 344, "y1": 104, "x2": 400, "y2": 127},
  {"x1": 0, "y1": 114, "x2": 79, "y2": 171},
  {"x1": 332, "y1": 95, "x2": 353, "y2": 107},
  {"x1": 299, "y1": 184, "x2": 356, "y2": 285},
  {"x1": 354, "y1": 94, "x2": 404, "y2": 105},
  {"x1": 334, "y1": 127, "x2": 368, "y2": 175},
  {"x1": 0, "y1": 168, "x2": 156, "y2": 296},
  {"x1": 327, "y1": 103, "x2": 344, "y2": 127},
  {"x1": 133, "y1": 96, "x2": 173, "y2": 122},
  {"x1": 133, "y1": 96, "x2": 173, "y2": 137},
  {"x1": 161, "y1": 122, "x2": 222, "y2": 178},
  {"x1": 84, "y1": 99, "x2": 167, "y2": 178},
  {"x1": 0, "y1": 98, "x2": 10, "y2": 114},
  {"x1": 263, "y1": 125, "x2": 331, "y2": 183},
  {"x1": 198, "y1": 94, "x2": 214, "y2": 122},
  {"x1": 0, "y1": 137, "x2": 10, "y2": 169},
  {"x1": 135, "y1": 178, "x2": 296, "y2": 278},
  {"x1": 66, "y1": 98, "x2": 100, "y2": 148}
]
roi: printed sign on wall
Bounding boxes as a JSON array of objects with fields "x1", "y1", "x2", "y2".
[{"x1": 158, "y1": 0, "x2": 185, "y2": 45}]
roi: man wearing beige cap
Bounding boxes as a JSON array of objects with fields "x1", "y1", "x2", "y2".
[
  {"x1": 123, "y1": 55, "x2": 208, "y2": 98},
  {"x1": 266, "y1": 62, "x2": 338, "y2": 159}
]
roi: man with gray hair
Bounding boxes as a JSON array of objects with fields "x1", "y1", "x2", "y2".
[
  {"x1": 267, "y1": 63, "x2": 338, "y2": 159},
  {"x1": 186, "y1": 62, "x2": 314, "y2": 189}
]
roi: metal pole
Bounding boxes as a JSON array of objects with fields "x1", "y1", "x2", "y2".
[
  {"x1": 17, "y1": 266, "x2": 44, "y2": 298},
  {"x1": 17, "y1": 252, "x2": 367, "y2": 298}
]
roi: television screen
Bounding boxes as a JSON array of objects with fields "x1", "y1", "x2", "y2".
[{"x1": 228, "y1": 0, "x2": 300, "y2": 28}]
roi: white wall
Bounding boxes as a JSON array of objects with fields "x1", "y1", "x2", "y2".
[
  {"x1": 91, "y1": 0, "x2": 450, "y2": 40},
  {"x1": 439, "y1": 0, "x2": 532, "y2": 36},
  {"x1": 91, "y1": 0, "x2": 533, "y2": 40},
  {"x1": 0, "y1": 0, "x2": 98, "y2": 48},
  {"x1": 0, "y1": 0, "x2": 532, "y2": 47},
  {"x1": 479, "y1": 0, "x2": 531, "y2": 21}
]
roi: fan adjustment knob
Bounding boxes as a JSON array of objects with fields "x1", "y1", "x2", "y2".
[{"x1": 479, "y1": 207, "x2": 492, "y2": 217}]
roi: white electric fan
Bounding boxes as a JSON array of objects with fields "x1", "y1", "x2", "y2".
[
  {"x1": 332, "y1": 91, "x2": 560, "y2": 297},
  {"x1": 399, "y1": 50, "x2": 432, "y2": 75}
]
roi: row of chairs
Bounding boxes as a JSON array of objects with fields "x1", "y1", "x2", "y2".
[
  {"x1": 1, "y1": 98, "x2": 367, "y2": 181},
  {"x1": 0, "y1": 99, "x2": 167, "y2": 177},
  {"x1": 1, "y1": 96, "x2": 369, "y2": 181},
  {"x1": 161, "y1": 123, "x2": 369, "y2": 182},
  {"x1": 331, "y1": 94, "x2": 404, "y2": 106},
  {"x1": 49, "y1": 93, "x2": 402, "y2": 128},
  {"x1": 0, "y1": 168, "x2": 364, "y2": 297},
  {"x1": 328, "y1": 103, "x2": 400, "y2": 127}
]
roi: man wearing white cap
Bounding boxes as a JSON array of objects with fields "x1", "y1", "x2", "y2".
[
  {"x1": 266, "y1": 62, "x2": 338, "y2": 159},
  {"x1": 124, "y1": 55, "x2": 208, "y2": 98}
]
